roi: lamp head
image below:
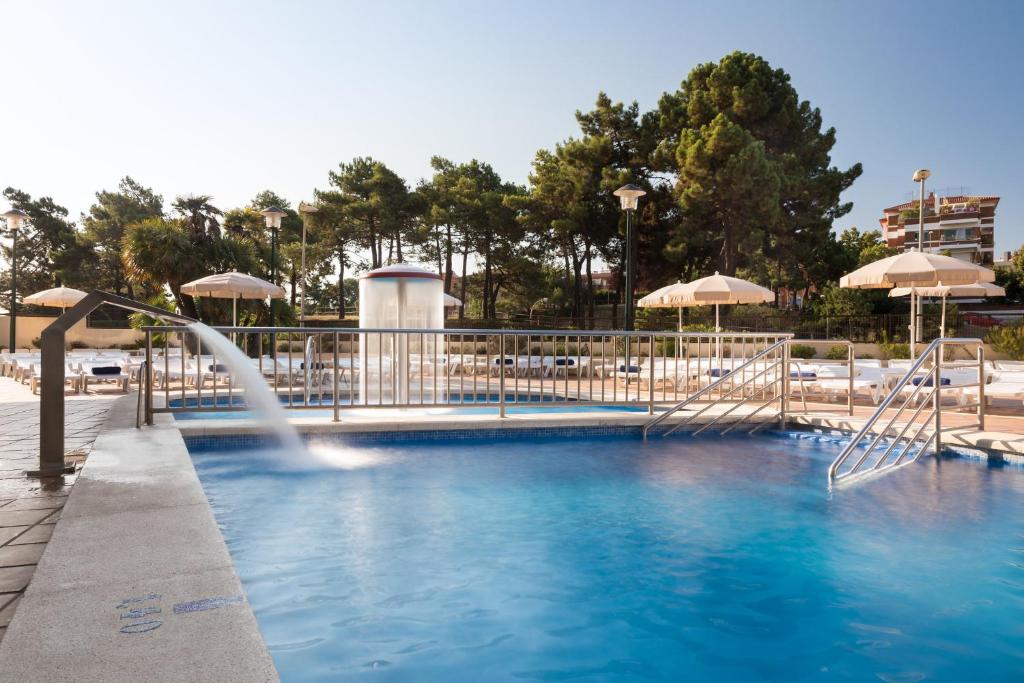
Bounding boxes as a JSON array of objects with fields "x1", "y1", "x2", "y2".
[
  {"x1": 613, "y1": 184, "x2": 646, "y2": 211},
  {"x1": 2, "y1": 208, "x2": 29, "y2": 231},
  {"x1": 912, "y1": 169, "x2": 931, "y2": 182},
  {"x1": 298, "y1": 201, "x2": 319, "y2": 215},
  {"x1": 260, "y1": 206, "x2": 287, "y2": 228}
]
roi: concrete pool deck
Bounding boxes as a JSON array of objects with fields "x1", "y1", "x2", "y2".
[{"x1": 0, "y1": 396, "x2": 278, "y2": 682}]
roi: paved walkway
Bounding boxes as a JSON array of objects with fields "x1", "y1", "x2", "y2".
[{"x1": 0, "y1": 379, "x2": 123, "y2": 643}]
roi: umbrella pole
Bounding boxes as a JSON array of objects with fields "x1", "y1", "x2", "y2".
[
  {"x1": 232, "y1": 295, "x2": 237, "y2": 344},
  {"x1": 678, "y1": 306, "x2": 682, "y2": 332},
  {"x1": 909, "y1": 291, "x2": 915, "y2": 361},
  {"x1": 715, "y1": 304, "x2": 721, "y2": 364},
  {"x1": 940, "y1": 294, "x2": 947, "y2": 339}
]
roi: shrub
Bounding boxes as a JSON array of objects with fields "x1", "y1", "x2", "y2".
[
  {"x1": 987, "y1": 323, "x2": 1024, "y2": 360},
  {"x1": 825, "y1": 344, "x2": 849, "y2": 360},
  {"x1": 68, "y1": 340, "x2": 89, "y2": 350},
  {"x1": 277, "y1": 341, "x2": 304, "y2": 352},
  {"x1": 789, "y1": 343, "x2": 816, "y2": 359},
  {"x1": 878, "y1": 332, "x2": 910, "y2": 360}
]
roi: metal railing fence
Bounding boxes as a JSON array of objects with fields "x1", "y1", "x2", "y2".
[
  {"x1": 828, "y1": 338, "x2": 986, "y2": 487},
  {"x1": 142, "y1": 327, "x2": 792, "y2": 423}
]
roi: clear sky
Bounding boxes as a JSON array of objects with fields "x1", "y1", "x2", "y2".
[{"x1": 4, "y1": 0, "x2": 1023, "y2": 262}]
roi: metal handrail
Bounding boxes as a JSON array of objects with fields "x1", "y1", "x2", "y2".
[
  {"x1": 828, "y1": 337, "x2": 984, "y2": 487},
  {"x1": 642, "y1": 337, "x2": 790, "y2": 439},
  {"x1": 144, "y1": 325, "x2": 789, "y2": 339},
  {"x1": 143, "y1": 327, "x2": 793, "y2": 420}
]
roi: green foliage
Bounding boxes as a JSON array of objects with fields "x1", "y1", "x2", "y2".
[
  {"x1": 825, "y1": 344, "x2": 849, "y2": 360},
  {"x1": 789, "y1": 344, "x2": 817, "y2": 359},
  {"x1": 878, "y1": 332, "x2": 910, "y2": 360},
  {"x1": 813, "y1": 283, "x2": 873, "y2": 317},
  {"x1": 986, "y1": 322, "x2": 1024, "y2": 360},
  {"x1": 80, "y1": 177, "x2": 164, "y2": 298},
  {"x1": 128, "y1": 294, "x2": 177, "y2": 347},
  {"x1": 122, "y1": 214, "x2": 256, "y2": 320},
  {"x1": 1, "y1": 187, "x2": 87, "y2": 295},
  {"x1": 656, "y1": 51, "x2": 861, "y2": 282}
]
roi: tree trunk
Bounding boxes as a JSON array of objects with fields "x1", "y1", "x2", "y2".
[
  {"x1": 721, "y1": 223, "x2": 737, "y2": 275},
  {"x1": 337, "y1": 250, "x2": 346, "y2": 319},
  {"x1": 444, "y1": 225, "x2": 453, "y2": 292},
  {"x1": 459, "y1": 244, "x2": 468, "y2": 320},
  {"x1": 368, "y1": 216, "x2": 380, "y2": 268},
  {"x1": 483, "y1": 245, "x2": 493, "y2": 319},
  {"x1": 289, "y1": 269, "x2": 297, "y2": 308},
  {"x1": 585, "y1": 240, "x2": 595, "y2": 330}
]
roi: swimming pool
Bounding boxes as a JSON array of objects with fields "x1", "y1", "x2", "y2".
[{"x1": 190, "y1": 431, "x2": 1024, "y2": 682}]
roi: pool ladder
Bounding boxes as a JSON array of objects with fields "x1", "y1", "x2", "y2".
[
  {"x1": 642, "y1": 338, "x2": 791, "y2": 440},
  {"x1": 828, "y1": 338, "x2": 985, "y2": 488}
]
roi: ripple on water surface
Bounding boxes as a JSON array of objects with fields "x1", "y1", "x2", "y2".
[{"x1": 190, "y1": 432, "x2": 1024, "y2": 682}]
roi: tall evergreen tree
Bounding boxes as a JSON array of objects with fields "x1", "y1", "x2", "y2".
[{"x1": 657, "y1": 51, "x2": 862, "y2": 279}]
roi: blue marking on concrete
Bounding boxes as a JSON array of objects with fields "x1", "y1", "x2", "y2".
[{"x1": 172, "y1": 595, "x2": 244, "y2": 615}]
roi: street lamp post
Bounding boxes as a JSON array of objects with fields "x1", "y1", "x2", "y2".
[
  {"x1": 911, "y1": 169, "x2": 931, "y2": 354},
  {"x1": 261, "y1": 206, "x2": 287, "y2": 355},
  {"x1": 298, "y1": 202, "x2": 318, "y2": 327},
  {"x1": 2, "y1": 209, "x2": 28, "y2": 351},
  {"x1": 613, "y1": 184, "x2": 646, "y2": 331}
]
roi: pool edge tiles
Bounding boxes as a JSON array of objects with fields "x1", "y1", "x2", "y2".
[
  {"x1": 181, "y1": 419, "x2": 1020, "y2": 468},
  {"x1": 183, "y1": 423, "x2": 646, "y2": 452}
]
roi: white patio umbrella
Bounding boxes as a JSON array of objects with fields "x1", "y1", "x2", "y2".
[
  {"x1": 661, "y1": 272, "x2": 775, "y2": 332},
  {"x1": 637, "y1": 280, "x2": 691, "y2": 330},
  {"x1": 443, "y1": 293, "x2": 462, "y2": 308},
  {"x1": 840, "y1": 251, "x2": 995, "y2": 358},
  {"x1": 660, "y1": 272, "x2": 774, "y2": 361},
  {"x1": 181, "y1": 272, "x2": 286, "y2": 326},
  {"x1": 22, "y1": 286, "x2": 88, "y2": 313},
  {"x1": 889, "y1": 281, "x2": 1004, "y2": 338}
]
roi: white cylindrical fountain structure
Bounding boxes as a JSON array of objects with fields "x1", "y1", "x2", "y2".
[{"x1": 358, "y1": 264, "x2": 444, "y2": 405}]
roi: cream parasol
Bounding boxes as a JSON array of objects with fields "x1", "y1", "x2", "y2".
[
  {"x1": 637, "y1": 281, "x2": 692, "y2": 330},
  {"x1": 181, "y1": 272, "x2": 286, "y2": 327},
  {"x1": 22, "y1": 286, "x2": 88, "y2": 313},
  {"x1": 889, "y1": 281, "x2": 1004, "y2": 338},
  {"x1": 840, "y1": 251, "x2": 995, "y2": 358}
]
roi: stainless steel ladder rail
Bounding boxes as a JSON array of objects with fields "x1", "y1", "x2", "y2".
[
  {"x1": 642, "y1": 337, "x2": 790, "y2": 440},
  {"x1": 828, "y1": 337, "x2": 985, "y2": 487}
]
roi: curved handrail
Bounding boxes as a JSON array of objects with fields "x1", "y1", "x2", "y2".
[
  {"x1": 642, "y1": 337, "x2": 789, "y2": 439},
  {"x1": 828, "y1": 337, "x2": 982, "y2": 484}
]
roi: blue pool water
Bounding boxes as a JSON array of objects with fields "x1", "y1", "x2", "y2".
[{"x1": 190, "y1": 432, "x2": 1024, "y2": 682}]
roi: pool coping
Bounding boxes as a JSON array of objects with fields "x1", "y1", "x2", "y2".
[
  {"x1": 174, "y1": 408, "x2": 1024, "y2": 459},
  {"x1": 0, "y1": 395, "x2": 279, "y2": 682}
]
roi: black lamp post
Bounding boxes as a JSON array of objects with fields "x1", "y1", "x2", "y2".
[
  {"x1": 2, "y1": 209, "x2": 28, "y2": 351},
  {"x1": 613, "y1": 184, "x2": 646, "y2": 331},
  {"x1": 261, "y1": 206, "x2": 287, "y2": 355}
]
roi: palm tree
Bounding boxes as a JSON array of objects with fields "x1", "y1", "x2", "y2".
[
  {"x1": 122, "y1": 217, "x2": 204, "y2": 318},
  {"x1": 172, "y1": 195, "x2": 223, "y2": 238}
]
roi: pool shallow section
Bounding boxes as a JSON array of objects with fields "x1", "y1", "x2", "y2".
[{"x1": 189, "y1": 430, "x2": 1024, "y2": 682}]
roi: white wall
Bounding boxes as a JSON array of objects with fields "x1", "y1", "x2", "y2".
[{"x1": 0, "y1": 315, "x2": 143, "y2": 350}]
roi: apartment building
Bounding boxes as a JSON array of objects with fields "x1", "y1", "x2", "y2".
[{"x1": 879, "y1": 193, "x2": 997, "y2": 265}]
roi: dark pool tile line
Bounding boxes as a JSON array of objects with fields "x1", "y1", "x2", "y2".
[{"x1": 184, "y1": 424, "x2": 645, "y2": 452}]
